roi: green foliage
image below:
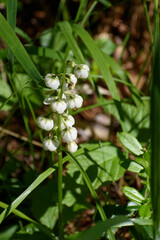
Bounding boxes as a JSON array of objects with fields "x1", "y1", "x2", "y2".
[{"x1": 0, "y1": 0, "x2": 157, "y2": 239}]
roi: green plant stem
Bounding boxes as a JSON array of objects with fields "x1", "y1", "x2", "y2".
[{"x1": 57, "y1": 114, "x2": 64, "y2": 240}]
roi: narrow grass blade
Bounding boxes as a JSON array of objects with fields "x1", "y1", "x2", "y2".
[
  {"x1": 58, "y1": 21, "x2": 85, "y2": 63},
  {"x1": 74, "y1": 0, "x2": 88, "y2": 22},
  {"x1": 0, "y1": 167, "x2": 56, "y2": 224},
  {"x1": 0, "y1": 201, "x2": 55, "y2": 239},
  {"x1": 151, "y1": 0, "x2": 160, "y2": 238},
  {"x1": 72, "y1": 23, "x2": 126, "y2": 131},
  {"x1": 0, "y1": 13, "x2": 43, "y2": 83},
  {"x1": 6, "y1": 0, "x2": 17, "y2": 70},
  {"x1": 64, "y1": 149, "x2": 116, "y2": 240}
]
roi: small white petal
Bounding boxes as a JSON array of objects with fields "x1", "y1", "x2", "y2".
[
  {"x1": 44, "y1": 74, "x2": 60, "y2": 90},
  {"x1": 51, "y1": 100, "x2": 67, "y2": 114},
  {"x1": 66, "y1": 74, "x2": 77, "y2": 85},
  {"x1": 67, "y1": 99, "x2": 76, "y2": 109},
  {"x1": 43, "y1": 137, "x2": 59, "y2": 151},
  {"x1": 62, "y1": 127, "x2": 77, "y2": 142},
  {"x1": 61, "y1": 115, "x2": 75, "y2": 130},
  {"x1": 74, "y1": 94, "x2": 83, "y2": 108},
  {"x1": 74, "y1": 64, "x2": 89, "y2": 79},
  {"x1": 43, "y1": 96, "x2": 55, "y2": 105},
  {"x1": 37, "y1": 116, "x2": 54, "y2": 131},
  {"x1": 66, "y1": 141, "x2": 78, "y2": 153}
]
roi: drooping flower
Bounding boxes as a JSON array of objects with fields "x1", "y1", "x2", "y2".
[
  {"x1": 66, "y1": 141, "x2": 78, "y2": 153},
  {"x1": 44, "y1": 74, "x2": 60, "y2": 90},
  {"x1": 61, "y1": 114, "x2": 75, "y2": 130},
  {"x1": 37, "y1": 116, "x2": 54, "y2": 131},
  {"x1": 43, "y1": 137, "x2": 59, "y2": 151},
  {"x1": 67, "y1": 94, "x2": 83, "y2": 109},
  {"x1": 74, "y1": 64, "x2": 90, "y2": 79},
  {"x1": 62, "y1": 127, "x2": 77, "y2": 142},
  {"x1": 51, "y1": 100, "x2": 67, "y2": 114},
  {"x1": 66, "y1": 73, "x2": 77, "y2": 85}
]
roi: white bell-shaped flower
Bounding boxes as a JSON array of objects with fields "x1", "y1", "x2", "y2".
[
  {"x1": 61, "y1": 114, "x2": 75, "y2": 130},
  {"x1": 37, "y1": 116, "x2": 54, "y2": 131},
  {"x1": 67, "y1": 94, "x2": 83, "y2": 109},
  {"x1": 62, "y1": 127, "x2": 77, "y2": 142},
  {"x1": 44, "y1": 74, "x2": 60, "y2": 90},
  {"x1": 51, "y1": 100, "x2": 67, "y2": 114},
  {"x1": 66, "y1": 141, "x2": 78, "y2": 153},
  {"x1": 74, "y1": 64, "x2": 90, "y2": 79},
  {"x1": 43, "y1": 96, "x2": 55, "y2": 105},
  {"x1": 43, "y1": 137, "x2": 59, "y2": 151},
  {"x1": 66, "y1": 73, "x2": 77, "y2": 85}
]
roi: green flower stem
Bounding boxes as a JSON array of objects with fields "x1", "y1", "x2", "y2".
[{"x1": 57, "y1": 113, "x2": 64, "y2": 240}]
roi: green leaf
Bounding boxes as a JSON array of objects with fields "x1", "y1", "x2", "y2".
[
  {"x1": 0, "y1": 225, "x2": 18, "y2": 240},
  {"x1": 139, "y1": 204, "x2": 151, "y2": 219},
  {"x1": 0, "y1": 77, "x2": 14, "y2": 110},
  {"x1": 67, "y1": 143, "x2": 126, "y2": 189},
  {"x1": 118, "y1": 132, "x2": 143, "y2": 156},
  {"x1": 122, "y1": 186, "x2": 145, "y2": 205},
  {"x1": 0, "y1": 13, "x2": 43, "y2": 84},
  {"x1": 58, "y1": 22, "x2": 85, "y2": 63},
  {"x1": 72, "y1": 23, "x2": 126, "y2": 131},
  {"x1": 73, "y1": 216, "x2": 152, "y2": 240}
]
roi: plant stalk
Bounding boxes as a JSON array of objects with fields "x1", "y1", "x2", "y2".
[{"x1": 57, "y1": 114, "x2": 64, "y2": 240}]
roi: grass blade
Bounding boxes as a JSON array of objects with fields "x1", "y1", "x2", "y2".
[
  {"x1": 64, "y1": 148, "x2": 116, "y2": 240},
  {"x1": 0, "y1": 201, "x2": 55, "y2": 239},
  {"x1": 0, "y1": 13, "x2": 43, "y2": 83},
  {"x1": 72, "y1": 23, "x2": 126, "y2": 131},
  {"x1": 151, "y1": 0, "x2": 160, "y2": 238},
  {"x1": 58, "y1": 21, "x2": 85, "y2": 63}
]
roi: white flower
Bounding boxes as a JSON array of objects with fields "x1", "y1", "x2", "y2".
[
  {"x1": 44, "y1": 74, "x2": 60, "y2": 90},
  {"x1": 51, "y1": 100, "x2": 67, "y2": 114},
  {"x1": 62, "y1": 127, "x2": 77, "y2": 142},
  {"x1": 43, "y1": 137, "x2": 59, "y2": 151},
  {"x1": 43, "y1": 96, "x2": 55, "y2": 105},
  {"x1": 37, "y1": 116, "x2": 54, "y2": 131},
  {"x1": 66, "y1": 73, "x2": 77, "y2": 85},
  {"x1": 74, "y1": 64, "x2": 90, "y2": 79},
  {"x1": 61, "y1": 114, "x2": 75, "y2": 130},
  {"x1": 66, "y1": 141, "x2": 78, "y2": 153},
  {"x1": 67, "y1": 94, "x2": 83, "y2": 109}
]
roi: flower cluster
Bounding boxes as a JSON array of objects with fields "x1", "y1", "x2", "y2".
[{"x1": 36, "y1": 62, "x2": 90, "y2": 153}]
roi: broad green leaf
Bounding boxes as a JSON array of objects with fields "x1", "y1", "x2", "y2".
[
  {"x1": 73, "y1": 216, "x2": 152, "y2": 240},
  {"x1": 118, "y1": 132, "x2": 143, "y2": 156},
  {"x1": 67, "y1": 144, "x2": 126, "y2": 189},
  {"x1": 0, "y1": 225, "x2": 18, "y2": 240},
  {"x1": 0, "y1": 77, "x2": 14, "y2": 110},
  {"x1": 30, "y1": 179, "x2": 58, "y2": 230},
  {"x1": 14, "y1": 73, "x2": 45, "y2": 107},
  {"x1": 126, "y1": 161, "x2": 144, "y2": 173},
  {"x1": 64, "y1": 149, "x2": 115, "y2": 240},
  {"x1": 0, "y1": 13, "x2": 43, "y2": 84},
  {"x1": 58, "y1": 22, "x2": 85, "y2": 63},
  {"x1": 139, "y1": 204, "x2": 151, "y2": 219},
  {"x1": 122, "y1": 186, "x2": 145, "y2": 205},
  {"x1": 0, "y1": 201, "x2": 55, "y2": 239},
  {"x1": 107, "y1": 99, "x2": 150, "y2": 143}
]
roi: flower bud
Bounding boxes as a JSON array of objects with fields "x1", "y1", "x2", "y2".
[
  {"x1": 61, "y1": 114, "x2": 75, "y2": 130},
  {"x1": 74, "y1": 64, "x2": 90, "y2": 79},
  {"x1": 66, "y1": 73, "x2": 77, "y2": 85},
  {"x1": 44, "y1": 74, "x2": 60, "y2": 90},
  {"x1": 62, "y1": 127, "x2": 77, "y2": 142},
  {"x1": 37, "y1": 116, "x2": 54, "y2": 131},
  {"x1": 66, "y1": 141, "x2": 78, "y2": 153},
  {"x1": 43, "y1": 137, "x2": 59, "y2": 151},
  {"x1": 43, "y1": 96, "x2": 55, "y2": 105},
  {"x1": 51, "y1": 100, "x2": 67, "y2": 114},
  {"x1": 67, "y1": 60, "x2": 75, "y2": 68}
]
